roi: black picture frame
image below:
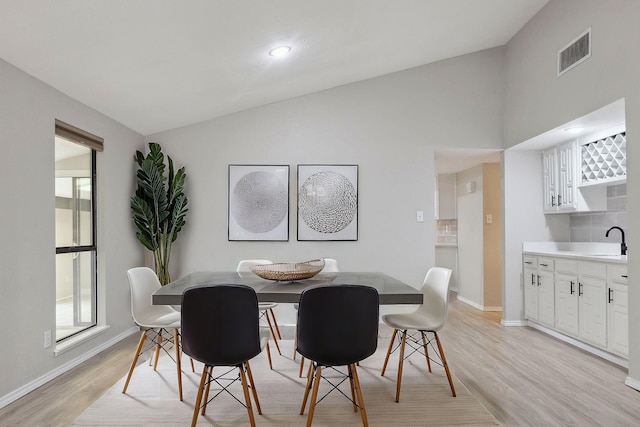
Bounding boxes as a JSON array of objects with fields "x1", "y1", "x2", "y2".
[
  {"x1": 228, "y1": 164, "x2": 290, "y2": 241},
  {"x1": 297, "y1": 164, "x2": 358, "y2": 241}
]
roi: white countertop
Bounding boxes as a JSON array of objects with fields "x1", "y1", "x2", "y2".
[{"x1": 523, "y1": 242, "x2": 627, "y2": 264}]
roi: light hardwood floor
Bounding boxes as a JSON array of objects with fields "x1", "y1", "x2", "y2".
[
  {"x1": 439, "y1": 299, "x2": 640, "y2": 426},
  {"x1": 1, "y1": 296, "x2": 638, "y2": 426}
]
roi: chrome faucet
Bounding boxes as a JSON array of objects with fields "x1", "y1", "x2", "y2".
[{"x1": 606, "y1": 226, "x2": 627, "y2": 256}]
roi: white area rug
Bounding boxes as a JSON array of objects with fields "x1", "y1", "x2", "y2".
[{"x1": 73, "y1": 339, "x2": 500, "y2": 426}]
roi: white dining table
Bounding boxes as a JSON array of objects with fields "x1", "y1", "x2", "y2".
[{"x1": 152, "y1": 271, "x2": 422, "y2": 305}]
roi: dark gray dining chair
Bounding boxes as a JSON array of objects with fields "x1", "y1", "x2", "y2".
[
  {"x1": 297, "y1": 284, "x2": 379, "y2": 426},
  {"x1": 181, "y1": 284, "x2": 270, "y2": 427}
]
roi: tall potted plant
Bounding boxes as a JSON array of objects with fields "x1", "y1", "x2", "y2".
[{"x1": 131, "y1": 142, "x2": 188, "y2": 285}]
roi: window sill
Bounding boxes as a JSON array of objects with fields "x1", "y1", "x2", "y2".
[{"x1": 54, "y1": 325, "x2": 111, "y2": 357}]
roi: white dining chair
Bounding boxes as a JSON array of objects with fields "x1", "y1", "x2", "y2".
[
  {"x1": 294, "y1": 257, "x2": 340, "y2": 376},
  {"x1": 122, "y1": 267, "x2": 186, "y2": 400},
  {"x1": 236, "y1": 260, "x2": 282, "y2": 359},
  {"x1": 380, "y1": 266, "x2": 456, "y2": 402}
]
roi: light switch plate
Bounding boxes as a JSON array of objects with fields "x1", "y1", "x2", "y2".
[{"x1": 416, "y1": 211, "x2": 424, "y2": 222}]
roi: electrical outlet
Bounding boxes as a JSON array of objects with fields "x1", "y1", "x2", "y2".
[
  {"x1": 486, "y1": 214, "x2": 493, "y2": 224},
  {"x1": 44, "y1": 330, "x2": 51, "y2": 348}
]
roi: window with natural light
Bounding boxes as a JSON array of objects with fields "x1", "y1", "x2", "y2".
[{"x1": 55, "y1": 121, "x2": 101, "y2": 342}]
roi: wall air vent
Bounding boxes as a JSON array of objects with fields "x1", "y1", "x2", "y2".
[{"x1": 558, "y1": 28, "x2": 591, "y2": 76}]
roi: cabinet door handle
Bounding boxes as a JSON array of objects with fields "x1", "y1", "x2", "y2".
[
  {"x1": 622, "y1": 275, "x2": 628, "y2": 278},
  {"x1": 558, "y1": 194, "x2": 562, "y2": 206},
  {"x1": 537, "y1": 275, "x2": 541, "y2": 286},
  {"x1": 540, "y1": 263, "x2": 549, "y2": 267},
  {"x1": 608, "y1": 288, "x2": 614, "y2": 303},
  {"x1": 578, "y1": 282, "x2": 583, "y2": 296},
  {"x1": 525, "y1": 261, "x2": 533, "y2": 265},
  {"x1": 551, "y1": 194, "x2": 556, "y2": 207},
  {"x1": 531, "y1": 274, "x2": 536, "y2": 286},
  {"x1": 570, "y1": 281, "x2": 574, "y2": 295}
]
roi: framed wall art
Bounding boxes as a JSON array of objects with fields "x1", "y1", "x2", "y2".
[
  {"x1": 297, "y1": 164, "x2": 358, "y2": 241},
  {"x1": 228, "y1": 164, "x2": 289, "y2": 241}
]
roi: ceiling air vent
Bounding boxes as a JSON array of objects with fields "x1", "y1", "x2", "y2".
[{"x1": 558, "y1": 28, "x2": 591, "y2": 76}]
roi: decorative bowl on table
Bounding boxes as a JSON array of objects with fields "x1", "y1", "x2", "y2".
[{"x1": 250, "y1": 259, "x2": 325, "y2": 281}]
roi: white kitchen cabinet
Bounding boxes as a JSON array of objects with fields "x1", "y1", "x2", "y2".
[
  {"x1": 607, "y1": 265, "x2": 628, "y2": 358},
  {"x1": 557, "y1": 143, "x2": 577, "y2": 211},
  {"x1": 554, "y1": 259, "x2": 579, "y2": 337},
  {"x1": 434, "y1": 173, "x2": 456, "y2": 219},
  {"x1": 537, "y1": 259, "x2": 555, "y2": 328},
  {"x1": 523, "y1": 256, "x2": 538, "y2": 321},
  {"x1": 542, "y1": 148, "x2": 557, "y2": 212},
  {"x1": 522, "y1": 256, "x2": 554, "y2": 327},
  {"x1": 524, "y1": 251, "x2": 628, "y2": 361},
  {"x1": 577, "y1": 262, "x2": 607, "y2": 348},
  {"x1": 542, "y1": 141, "x2": 606, "y2": 214}
]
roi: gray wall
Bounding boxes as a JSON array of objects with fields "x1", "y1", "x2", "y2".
[
  {"x1": 0, "y1": 58, "x2": 144, "y2": 400},
  {"x1": 456, "y1": 165, "x2": 484, "y2": 307},
  {"x1": 502, "y1": 150, "x2": 570, "y2": 324},
  {"x1": 148, "y1": 47, "x2": 507, "y2": 324},
  {"x1": 502, "y1": 0, "x2": 640, "y2": 386}
]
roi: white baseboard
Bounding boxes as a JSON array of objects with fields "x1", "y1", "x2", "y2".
[
  {"x1": 0, "y1": 326, "x2": 138, "y2": 410},
  {"x1": 501, "y1": 319, "x2": 528, "y2": 327},
  {"x1": 456, "y1": 296, "x2": 502, "y2": 313},
  {"x1": 456, "y1": 296, "x2": 483, "y2": 310},
  {"x1": 624, "y1": 376, "x2": 640, "y2": 391},
  {"x1": 526, "y1": 321, "x2": 628, "y2": 368}
]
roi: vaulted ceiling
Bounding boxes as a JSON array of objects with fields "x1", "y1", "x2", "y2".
[{"x1": 0, "y1": 0, "x2": 548, "y2": 135}]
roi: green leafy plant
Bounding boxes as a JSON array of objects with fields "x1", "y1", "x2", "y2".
[{"x1": 131, "y1": 142, "x2": 188, "y2": 285}]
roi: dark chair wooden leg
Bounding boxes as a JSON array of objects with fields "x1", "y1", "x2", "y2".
[
  {"x1": 245, "y1": 360, "x2": 262, "y2": 414},
  {"x1": 348, "y1": 364, "x2": 358, "y2": 412},
  {"x1": 352, "y1": 363, "x2": 369, "y2": 426},
  {"x1": 239, "y1": 363, "x2": 257, "y2": 427},
  {"x1": 300, "y1": 362, "x2": 315, "y2": 415},
  {"x1": 201, "y1": 366, "x2": 213, "y2": 415},
  {"x1": 306, "y1": 365, "x2": 322, "y2": 427},
  {"x1": 191, "y1": 365, "x2": 208, "y2": 427}
]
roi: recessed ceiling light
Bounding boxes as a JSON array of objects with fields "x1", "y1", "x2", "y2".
[
  {"x1": 269, "y1": 46, "x2": 291, "y2": 57},
  {"x1": 565, "y1": 126, "x2": 585, "y2": 134}
]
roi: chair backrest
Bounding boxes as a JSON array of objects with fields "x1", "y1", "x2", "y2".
[
  {"x1": 236, "y1": 259, "x2": 273, "y2": 272},
  {"x1": 322, "y1": 258, "x2": 340, "y2": 272},
  {"x1": 181, "y1": 284, "x2": 262, "y2": 366},
  {"x1": 127, "y1": 267, "x2": 177, "y2": 326},
  {"x1": 297, "y1": 285, "x2": 379, "y2": 366},
  {"x1": 416, "y1": 267, "x2": 453, "y2": 329}
]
